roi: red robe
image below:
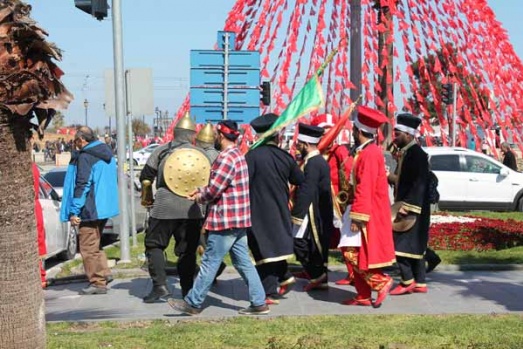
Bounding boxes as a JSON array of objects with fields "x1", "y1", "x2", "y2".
[
  {"x1": 327, "y1": 144, "x2": 353, "y2": 195},
  {"x1": 349, "y1": 142, "x2": 395, "y2": 270},
  {"x1": 32, "y1": 163, "x2": 47, "y2": 283}
]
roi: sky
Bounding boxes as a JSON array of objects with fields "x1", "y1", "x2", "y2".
[{"x1": 28, "y1": 0, "x2": 522, "y2": 130}]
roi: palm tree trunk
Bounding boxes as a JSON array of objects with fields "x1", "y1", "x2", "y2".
[{"x1": 0, "y1": 111, "x2": 46, "y2": 348}]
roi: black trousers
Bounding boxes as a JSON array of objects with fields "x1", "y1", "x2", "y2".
[
  {"x1": 255, "y1": 261, "x2": 293, "y2": 296},
  {"x1": 396, "y1": 255, "x2": 426, "y2": 285},
  {"x1": 294, "y1": 236, "x2": 328, "y2": 281},
  {"x1": 144, "y1": 217, "x2": 201, "y2": 296}
]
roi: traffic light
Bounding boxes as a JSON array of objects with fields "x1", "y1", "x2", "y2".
[
  {"x1": 260, "y1": 81, "x2": 271, "y2": 106},
  {"x1": 74, "y1": 0, "x2": 109, "y2": 21},
  {"x1": 441, "y1": 83, "x2": 454, "y2": 105}
]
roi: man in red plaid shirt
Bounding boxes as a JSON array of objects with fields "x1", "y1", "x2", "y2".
[{"x1": 168, "y1": 120, "x2": 269, "y2": 316}]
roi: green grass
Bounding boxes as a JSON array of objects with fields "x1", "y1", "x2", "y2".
[
  {"x1": 47, "y1": 315, "x2": 523, "y2": 349},
  {"x1": 437, "y1": 246, "x2": 523, "y2": 264},
  {"x1": 443, "y1": 210, "x2": 523, "y2": 221}
]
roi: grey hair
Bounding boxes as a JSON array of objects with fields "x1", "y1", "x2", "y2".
[
  {"x1": 501, "y1": 142, "x2": 510, "y2": 149},
  {"x1": 75, "y1": 126, "x2": 96, "y2": 142}
]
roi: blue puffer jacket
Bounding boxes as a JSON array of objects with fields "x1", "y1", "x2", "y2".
[{"x1": 60, "y1": 140, "x2": 120, "y2": 222}]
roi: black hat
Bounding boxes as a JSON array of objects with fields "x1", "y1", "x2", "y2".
[
  {"x1": 395, "y1": 113, "x2": 422, "y2": 135},
  {"x1": 297, "y1": 123, "x2": 324, "y2": 144},
  {"x1": 217, "y1": 120, "x2": 240, "y2": 140},
  {"x1": 250, "y1": 113, "x2": 278, "y2": 133}
]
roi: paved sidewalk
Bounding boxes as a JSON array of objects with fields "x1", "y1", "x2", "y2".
[{"x1": 45, "y1": 269, "x2": 523, "y2": 322}]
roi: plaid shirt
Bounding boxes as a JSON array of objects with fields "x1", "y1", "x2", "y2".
[{"x1": 199, "y1": 145, "x2": 251, "y2": 231}]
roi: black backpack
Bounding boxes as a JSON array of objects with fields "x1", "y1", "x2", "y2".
[{"x1": 428, "y1": 170, "x2": 440, "y2": 204}]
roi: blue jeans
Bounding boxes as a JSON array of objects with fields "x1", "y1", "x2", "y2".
[{"x1": 185, "y1": 228, "x2": 266, "y2": 308}]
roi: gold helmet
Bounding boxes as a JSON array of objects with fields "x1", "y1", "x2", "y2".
[
  {"x1": 175, "y1": 112, "x2": 196, "y2": 132},
  {"x1": 196, "y1": 122, "x2": 215, "y2": 144}
]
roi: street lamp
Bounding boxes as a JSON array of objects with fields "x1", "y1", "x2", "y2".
[{"x1": 83, "y1": 99, "x2": 89, "y2": 126}]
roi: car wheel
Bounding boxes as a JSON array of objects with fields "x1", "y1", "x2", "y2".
[
  {"x1": 517, "y1": 197, "x2": 523, "y2": 212},
  {"x1": 58, "y1": 225, "x2": 78, "y2": 261}
]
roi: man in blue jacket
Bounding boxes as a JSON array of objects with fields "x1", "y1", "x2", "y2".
[{"x1": 61, "y1": 126, "x2": 119, "y2": 295}]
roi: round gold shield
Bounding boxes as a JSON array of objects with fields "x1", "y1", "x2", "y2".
[{"x1": 163, "y1": 148, "x2": 211, "y2": 197}]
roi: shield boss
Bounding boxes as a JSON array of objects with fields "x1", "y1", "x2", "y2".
[{"x1": 163, "y1": 148, "x2": 211, "y2": 197}]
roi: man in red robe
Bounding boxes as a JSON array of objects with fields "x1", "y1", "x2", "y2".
[
  {"x1": 32, "y1": 163, "x2": 47, "y2": 288},
  {"x1": 311, "y1": 113, "x2": 355, "y2": 286},
  {"x1": 345, "y1": 106, "x2": 396, "y2": 308}
]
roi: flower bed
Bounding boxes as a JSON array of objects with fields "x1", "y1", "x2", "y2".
[{"x1": 429, "y1": 215, "x2": 523, "y2": 251}]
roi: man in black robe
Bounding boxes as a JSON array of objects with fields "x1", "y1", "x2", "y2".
[
  {"x1": 291, "y1": 123, "x2": 334, "y2": 291},
  {"x1": 246, "y1": 114, "x2": 304, "y2": 304},
  {"x1": 501, "y1": 142, "x2": 518, "y2": 171},
  {"x1": 388, "y1": 113, "x2": 431, "y2": 295}
]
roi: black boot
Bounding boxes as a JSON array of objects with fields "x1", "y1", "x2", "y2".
[
  {"x1": 143, "y1": 285, "x2": 170, "y2": 303},
  {"x1": 426, "y1": 248, "x2": 441, "y2": 273}
]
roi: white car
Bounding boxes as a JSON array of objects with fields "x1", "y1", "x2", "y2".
[
  {"x1": 424, "y1": 147, "x2": 523, "y2": 211},
  {"x1": 128, "y1": 143, "x2": 160, "y2": 166}
]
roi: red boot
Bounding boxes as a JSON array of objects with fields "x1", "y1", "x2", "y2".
[
  {"x1": 342, "y1": 297, "x2": 372, "y2": 306},
  {"x1": 335, "y1": 276, "x2": 355, "y2": 286},
  {"x1": 372, "y1": 277, "x2": 393, "y2": 308},
  {"x1": 389, "y1": 282, "x2": 416, "y2": 296},
  {"x1": 303, "y1": 274, "x2": 328, "y2": 291},
  {"x1": 278, "y1": 277, "x2": 296, "y2": 296}
]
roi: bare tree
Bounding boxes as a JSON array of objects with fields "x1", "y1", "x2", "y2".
[{"x1": 0, "y1": 1, "x2": 72, "y2": 348}]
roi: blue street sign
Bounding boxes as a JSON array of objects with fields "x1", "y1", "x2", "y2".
[
  {"x1": 190, "y1": 50, "x2": 260, "y2": 70},
  {"x1": 190, "y1": 31, "x2": 262, "y2": 124}
]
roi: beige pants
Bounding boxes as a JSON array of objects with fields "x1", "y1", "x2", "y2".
[{"x1": 78, "y1": 219, "x2": 109, "y2": 287}]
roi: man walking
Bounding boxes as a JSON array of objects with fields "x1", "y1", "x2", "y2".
[
  {"x1": 310, "y1": 113, "x2": 355, "y2": 286},
  {"x1": 344, "y1": 106, "x2": 395, "y2": 307},
  {"x1": 292, "y1": 123, "x2": 334, "y2": 291},
  {"x1": 388, "y1": 113, "x2": 431, "y2": 295},
  {"x1": 168, "y1": 120, "x2": 269, "y2": 316},
  {"x1": 139, "y1": 114, "x2": 213, "y2": 302},
  {"x1": 61, "y1": 126, "x2": 119, "y2": 295},
  {"x1": 501, "y1": 142, "x2": 518, "y2": 171},
  {"x1": 246, "y1": 113, "x2": 304, "y2": 303}
]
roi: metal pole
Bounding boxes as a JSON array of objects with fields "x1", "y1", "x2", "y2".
[
  {"x1": 350, "y1": 0, "x2": 362, "y2": 115},
  {"x1": 451, "y1": 82, "x2": 458, "y2": 147},
  {"x1": 84, "y1": 99, "x2": 88, "y2": 126},
  {"x1": 223, "y1": 33, "x2": 229, "y2": 120},
  {"x1": 112, "y1": 0, "x2": 131, "y2": 262},
  {"x1": 125, "y1": 70, "x2": 137, "y2": 248}
]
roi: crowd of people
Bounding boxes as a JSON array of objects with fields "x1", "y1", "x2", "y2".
[
  {"x1": 50, "y1": 103, "x2": 523, "y2": 317},
  {"x1": 32, "y1": 138, "x2": 75, "y2": 162},
  {"x1": 100, "y1": 105, "x2": 436, "y2": 316},
  {"x1": 43, "y1": 103, "x2": 523, "y2": 317}
]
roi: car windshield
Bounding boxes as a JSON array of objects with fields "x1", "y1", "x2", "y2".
[{"x1": 44, "y1": 171, "x2": 66, "y2": 188}]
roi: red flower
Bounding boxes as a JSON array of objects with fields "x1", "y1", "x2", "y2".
[{"x1": 429, "y1": 217, "x2": 523, "y2": 251}]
